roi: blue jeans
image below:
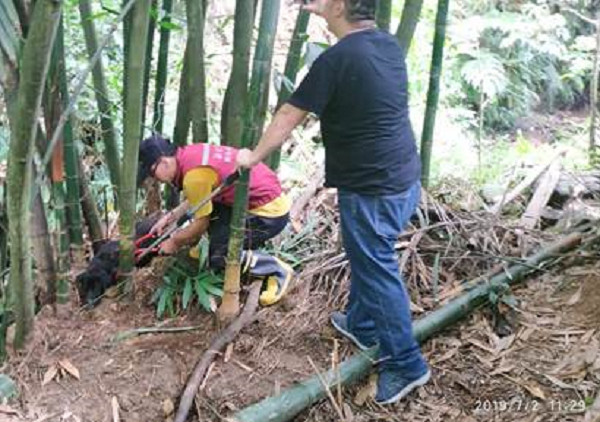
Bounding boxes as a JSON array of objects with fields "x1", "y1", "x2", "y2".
[{"x1": 339, "y1": 181, "x2": 427, "y2": 375}]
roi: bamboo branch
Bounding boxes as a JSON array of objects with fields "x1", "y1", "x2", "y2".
[
  {"x1": 174, "y1": 281, "x2": 262, "y2": 422},
  {"x1": 111, "y1": 325, "x2": 202, "y2": 342}
]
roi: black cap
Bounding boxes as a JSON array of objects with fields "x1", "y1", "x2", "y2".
[{"x1": 137, "y1": 134, "x2": 176, "y2": 186}]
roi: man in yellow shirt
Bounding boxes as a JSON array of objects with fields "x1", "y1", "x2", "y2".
[{"x1": 138, "y1": 135, "x2": 293, "y2": 306}]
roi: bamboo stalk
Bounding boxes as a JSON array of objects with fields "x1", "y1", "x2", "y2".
[
  {"x1": 220, "y1": 0, "x2": 281, "y2": 321},
  {"x1": 7, "y1": 0, "x2": 61, "y2": 348},
  {"x1": 221, "y1": 0, "x2": 255, "y2": 146},
  {"x1": 395, "y1": 0, "x2": 424, "y2": 55},
  {"x1": 152, "y1": 0, "x2": 173, "y2": 133},
  {"x1": 118, "y1": 0, "x2": 151, "y2": 287},
  {"x1": 375, "y1": 0, "x2": 392, "y2": 32},
  {"x1": 231, "y1": 230, "x2": 592, "y2": 422},
  {"x1": 420, "y1": 0, "x2": 450, "y2": 188},
  {"x1": 79, "y1": 0, "x2": 122, "y2": 191}
]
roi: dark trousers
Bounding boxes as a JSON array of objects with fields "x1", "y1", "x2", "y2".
[{"x1": 208, "y1": 203, "x2": 289, "y2": 270}]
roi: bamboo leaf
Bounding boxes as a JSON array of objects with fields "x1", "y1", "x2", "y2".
[
  {"x1": 158, "y1": 20, "x2": 181, "y2": 31},
  {"x1": 157, "y1": 288, "x2": 168, "y2": 318},
  {"x1": 42, "y1": 365, "x2": 58, "y2": 386},
  {"x1": 0, "y1": 6, "x2": 19, "y2": 65},
  {"x1": 58, "y1": 359, "x2": 81, "y2": 380},
  {"x1": 182, "y1": 279, "x2": 193, "y2": 309},
  {"x1": 203, "y1": 283, "x2": 223, "y2": 298},
  {"x1": 194, "y1": 280, "x2": 211, "y2": 311}
]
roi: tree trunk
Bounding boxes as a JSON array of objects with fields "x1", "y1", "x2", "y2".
[
  {"x1": 267, "y1": 8, "x2": 310, "y2": 169},
  {"x1": 7, "y1": 0, "x2": 61, "y2": 348},
  {"x1": 376, "y1": 0, "x2": 392, "y2": 32},
  {"x1": 220, "y1": 0, "x2": 281, "y2": 322},
  {"x1": 395, "y1": 0, "x2": 424, "y2": 55},
  {"x1": 420, "y1": 0, "x2": 450, "y2": 189},
  {"x1": 185, "y1": 0, "x2": 208, "y2": 142},
  {"x1": 119, "y1": 0, "x2": 151, "y2": 287},
  {"x1": 221, "y1": 0, "x2": 255, "y2": 147},
  {"x1": 78, "y1": 0, "x2": 121, "y2": 192},
  {"x1": 152, "y1": 0, "x2": 173, "y2": 134}
]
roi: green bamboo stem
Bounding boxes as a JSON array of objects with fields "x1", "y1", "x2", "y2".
[
  {"x1": 185, "y1": 0, "x2": 208, "y2": 142},
  {"x1": 57, "y1": 18, "x2": 84, "y2": 249},
  {"x1": 395, "y1": 0, "x2": 424, "y2": 55},
  {"x1": 376, "y1": 0, "x2": 392, "y2": 32},
  {"x1": 249, "y1": 0, "x2": 280, "y2": 142},
  {"x1": 79, "y1": 0, "x2": 121, "y2": 192},
  {"x1": 172, "y1": 45, "x2": 191, "y2": 145},
  {"x1": 7, "y1": 0, "x2": 61, "y2": 348},
  {"x1": 152, "y1": 0, "x2": 173, "y2": 133},
  {"x1": 220, "y1": 0, "x2": 281, "y2": 320},
  {"x1": 142, "y1": 0, "x2": 157, "y2": 130},
  {"x1": 31, "y1": 174, "x2": 56, "y2": 306},
  {"x1": 420, "y1": 0, "x2": 450, "y2": 189},
  {"x1": 119, "y1": 0, "x2": 151, "y2": 286},
  {"x1": 267, "y1": 8, "x2": 310, "y2": 170},
  {"x1": 232, "y1": 231, "x2": 588, "y2": 422},
  {"x1": 52, "y1": 181, "x2": 70, "y2": 304},
  {"x1": 221, "y1": 0, "x2": 255, "y2": 146}
]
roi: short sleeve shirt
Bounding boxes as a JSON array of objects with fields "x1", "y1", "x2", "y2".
[{"x1": 288, "y1": 29, "x2": 421, "y2": 195}]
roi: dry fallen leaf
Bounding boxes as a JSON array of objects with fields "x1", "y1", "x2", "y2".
[
  {"x1": 566, "y1": 287, "x2": 582, "y2": 306},
  {"x1": 162, "y1": 398, "x2": 175, "y2": 416},
  {"x1": 112, "y1": 396, "x2": 120, "y2": 422},
  {"x1": 58, "y1": 359, "x2": 80, "y2": 380},
  {"x1": 42, "y1": 364, "x2": 58, "y2": 386},
  {"x1": 522, "y1": 381, "x2": 546, "y2": 400},
  {"x1": 353, "y1": 373, "x2": 377, "y2": 406}
]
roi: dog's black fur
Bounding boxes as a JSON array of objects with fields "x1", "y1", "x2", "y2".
[{"x1": 76, "y1": 213, "x2": 162, "y2": 308}]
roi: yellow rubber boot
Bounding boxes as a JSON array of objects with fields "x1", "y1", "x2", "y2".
[
  {"x1": 258, "y1": 257, "x2": 294, "y2": 306},
  {"x1": 241, "y1": 251, "x2": 294, "y2": 306}
]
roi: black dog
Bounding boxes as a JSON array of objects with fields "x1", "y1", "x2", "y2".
[{"x1": 76, "y1": 213, "x2": 162, "y2": 307}]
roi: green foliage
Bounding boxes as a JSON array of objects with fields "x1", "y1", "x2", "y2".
[
  {"x1": 152, "y1": 238, "x2": 224, "y2": 318},
  {"x1": 447, "y1": 6, "x2": 592, "y2": 131}
]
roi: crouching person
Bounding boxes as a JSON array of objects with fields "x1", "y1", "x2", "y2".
[{"x1": 137, "y1": 135, "x2": 293, "y2": 306}]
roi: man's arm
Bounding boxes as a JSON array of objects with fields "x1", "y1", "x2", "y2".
[
  {"x1": 237, "y1": 103, "x2": 308, "y2": 168},
  {"x1": 159, "y1": 216, "x2": 209, "y2": 254},
  {"x1": 151, "y1": 200, "x2": 190, "y2": 234}
]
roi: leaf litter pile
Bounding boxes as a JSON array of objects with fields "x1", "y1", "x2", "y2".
[{"x1": 3, "y1": 164, "x2": 600, "y2": 421}]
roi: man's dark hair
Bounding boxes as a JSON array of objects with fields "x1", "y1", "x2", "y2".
[{"x1": 344, "y1": 0, "x2": 376, "y2": 22}]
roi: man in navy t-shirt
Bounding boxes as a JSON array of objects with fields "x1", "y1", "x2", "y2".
[{"x1": 236, "y1": 0, "x2": 430, "y2": 404}]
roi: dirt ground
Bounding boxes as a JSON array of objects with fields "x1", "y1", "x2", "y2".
[{"x1": 0, "y1": 249, "x2": 599, "y2": 422}]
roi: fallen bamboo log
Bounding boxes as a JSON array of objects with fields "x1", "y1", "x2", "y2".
[{"x1": 229, "y1": 230, "x2": 596, "y2": 422}]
